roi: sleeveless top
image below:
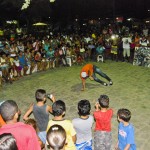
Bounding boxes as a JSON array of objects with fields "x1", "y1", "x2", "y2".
[{"x1": 33, "y1": 104, "x2": 49, "y2": 131}]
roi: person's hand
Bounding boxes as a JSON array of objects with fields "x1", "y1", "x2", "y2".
[
  {"x1": 95, "y1": 102, "x2": 99, "y2": 111},
  {"x1": 50, "y1": 94, "x2": 55, "y2": 102},
  {"x1": 89, "y1": 76, "x2": 94, "y2": 81}
]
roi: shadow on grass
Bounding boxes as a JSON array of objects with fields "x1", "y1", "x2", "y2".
[{"x1": 71, "y1": 82, "x2": 101, "y2": 92}]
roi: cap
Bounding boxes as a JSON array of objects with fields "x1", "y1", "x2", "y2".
[{"x1": 81, "y1": 72, "x2": 87, "y2": 78}]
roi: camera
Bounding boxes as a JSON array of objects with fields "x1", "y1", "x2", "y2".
[{"x1": 47, "y1": 94, "x2": 53, "y2": 99}]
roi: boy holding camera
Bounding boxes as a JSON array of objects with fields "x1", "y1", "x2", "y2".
[{"x1": 23, "y1": 89, "x2": 55, "y2": 144}]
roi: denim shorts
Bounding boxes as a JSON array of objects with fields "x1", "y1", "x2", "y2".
[{"x1": 38, "y1": 131, "x2": 46, "y2": 144}]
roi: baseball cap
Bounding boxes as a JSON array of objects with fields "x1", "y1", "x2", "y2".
[{"x1": 81, "y1": 72, "x2": 87, "y2": 78}]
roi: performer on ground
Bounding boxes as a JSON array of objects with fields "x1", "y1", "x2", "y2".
[{"x1": 80, "y1": 64, "x2": 113, "y2": 91}]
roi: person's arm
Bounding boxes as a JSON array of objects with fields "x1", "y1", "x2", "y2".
[
  {"x1": 47, "y1": 105, "x2": 52, "y2": 113},
  {"x1": 95, "y1": 102, "x2": 100, "y2": 111},
  {"x1": 124, "y1": 144, "x2": 130, "y2": 150},
  {"x1": 23, "y1": 103, "x2": 33, "y2": 121},
  {"x1": 72, "y1": 134, "x2": 77, "y2": 144},
  {"x1": 115, "y1": 140, "x2": 119, "y2": 150},
  {"x1": 47, "y1": 94, "x2": 56, "y2": 113},
  {"x1": 81, "y1": 79, "x2": 86, "y2": 91}
]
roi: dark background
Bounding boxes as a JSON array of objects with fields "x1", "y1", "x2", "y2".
[{"x1": 0, "y1": 0, "x2": 149, "y2": 21}]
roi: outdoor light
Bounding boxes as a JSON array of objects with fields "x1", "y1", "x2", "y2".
[
  {"x1": 111, "y1": 35, "x2": 115, "y2": 39},
  {"x1": 21, "y1": 0, "x2": 31, "y2": 10},
  {"x1": 50, "y1": 0, "x2": 55, "y2": 2}
]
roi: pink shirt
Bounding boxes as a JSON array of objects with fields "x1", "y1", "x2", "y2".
[
  {"x1": 93, "y1": 109, "x2": 113, "y2": 132},
  {"x1": 0, "y1": 122, "x2": 40, "y2": 150}
]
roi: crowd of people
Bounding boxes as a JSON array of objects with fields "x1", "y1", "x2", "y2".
[
  {"x1": 0, "y1": 23, "x2": 149, "y2": 149},
  {"x1": 0, "y1": 23, "x2": 150, "y2": 86},
  {"x1": 0, "y1": 90, "x2": 136, "y2": 150}
]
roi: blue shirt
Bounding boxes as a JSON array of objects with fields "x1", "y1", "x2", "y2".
[{"x1": 118, "y1": 122, "x2": 136, "y2": 150}]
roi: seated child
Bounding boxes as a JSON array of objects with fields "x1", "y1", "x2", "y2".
[
  {"x1": 47, "y1": 124, "x2": 66, "y2": 150},
  {"x1": 72, "y1": 99, "x2": 94, "y2": 150}
]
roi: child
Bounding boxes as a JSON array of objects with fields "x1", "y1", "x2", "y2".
[
  {"x1": 47, "y1": 124, "x2": 66, "y2": 150},
  {"x1": 46, "y1": 100, "x2": 76, "y2": 150},
  {"x1": 115, "y1": 108, "x2": 136, "y2": 150},
  {"x1": 0, "y1": 133, "x2": 18, "y2": 150},
  {"x1": 93, "y1": 94, "x2": 113, "y2": 150},
  {"x1": 23, "y1": 89, "x2": 55, "y2": 144},
  {"x1": 25, "y1": 118, "x2": 45, "y2": 149},
  {"x1": 72, "y1": 99, "x2": 94, "y2": 150}
]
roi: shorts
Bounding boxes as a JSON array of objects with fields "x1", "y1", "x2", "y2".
[
  {"x1": 38, "y1": 131, "x2": 46, "y2": 144},
  {"x1": 94, "y1": 131, "x2": 112, "y2": 150},
  {"x1": 76, "y1": 140, "x2": 92, "y2": 150}
]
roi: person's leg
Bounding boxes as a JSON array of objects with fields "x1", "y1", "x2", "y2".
[
  {"x1": 104, "y1": 132, "x2": 112, "y2": 150},
  {"x1": 93, "y1": 65, "x2": 112, "y2": 85},
  {"x1": 94, "y1": 131, "x2": 106, "y2": 150}
]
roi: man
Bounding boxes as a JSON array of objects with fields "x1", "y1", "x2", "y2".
[
  {"x1": 80, "y1": 64, "x2": 113, "y2": 91},
  {"x1": 122, "y1": 34, "x2": 132, "y2": 62},
  {"x1": 0, "y1": 100, "x2": 40, "y2": 150}
]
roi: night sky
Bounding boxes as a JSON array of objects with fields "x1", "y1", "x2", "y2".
[{"x1": 0, "y1": 0, "x2": 149, "y2": 20}]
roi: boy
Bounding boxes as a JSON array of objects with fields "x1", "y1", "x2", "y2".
[
  {"x1": 115, "y1": 108, "x2": 136, "y2": 150},
  {"x1": 23, "y1": 89, "x2": 55, "y2": 144},
  {"x1": 93, "y1": 94, "x2": 113, "y2": 150},
  {"x1": 80, "y1": 63, "x2": 113, "y2": 91},
  {"x1": 46, "y1": 100, "x2": 77, "y2": 150},
  {"x1": 72, "y1": 99, "x2": 94, "y2": 150},
  {"x1": 0, "y1": 100, "x2": 40, "y2": 150}
]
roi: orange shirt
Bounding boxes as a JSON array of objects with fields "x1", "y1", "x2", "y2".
[
  {"x1": 80, "y1": 64, "x2": 93, "y2": 80},
  {"x1": 134, "y1": 37, "x2": 140, "y2": 47},
  {"x1": 0, "y1": 115, "x2": 6, "y2": 128}
]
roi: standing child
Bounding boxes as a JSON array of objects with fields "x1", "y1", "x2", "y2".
[
  {"x1": 93, "y1": 94, "x2": 113, "y2": 150},
  {"x1": 23, "y1": 89, "x2": 55, "y2": 144},
  {"x1": 115, "y1": 108, "x2": 136, "y2": 150},
  {"x1": 72, "y1": 99, "x2": 94, "y2": 150},
  {"x1": 46, "y1": 100, "x2": 77, "y2": 150}
]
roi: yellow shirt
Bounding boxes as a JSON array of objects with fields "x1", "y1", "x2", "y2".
[{"x1": 47, "y1": 119, "x2": 76, "y2": 150}]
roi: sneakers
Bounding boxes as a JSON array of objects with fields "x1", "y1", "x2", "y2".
[
  {"x1": 109, "y1": 81, "x2": 113, "y2": 85},
  {"x1": 103, "y1": 83, "x2": 108, "y2": 86}
]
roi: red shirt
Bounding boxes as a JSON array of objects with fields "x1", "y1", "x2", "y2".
[
  {"x1": 0, "y1": 122, "x2": 41, "y2": 150},
  {"x1": 80, "y1": 64, "x2": 94, "y2": 80},
  {"x1": 93, "y1": 109, "x2": 113, "y2": 132}
]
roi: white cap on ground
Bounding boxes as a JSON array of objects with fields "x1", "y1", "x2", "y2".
[{"x1": 81, "y1": 72, "x2": 87, "y2": 78}]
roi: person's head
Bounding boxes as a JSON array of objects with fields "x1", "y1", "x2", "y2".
[
  {"x1": 25, "y1": 118, "x2": 38, "y2": 132},
  {"x1": 98, "y1": 95, "x2": 109, "y2": 108},
  {"x1": 35, "y1": 89, "x2": 47, "y2": 102},
  {"x1": 47, "y1": 124, "x2": 66, "y2": 150},
  {"x1": 78, "y1": 100, "x2": 91, "y2": 116},
  {"x1": 52, "y1": 100, "x2": 66, "y2": 117},
  {"x1": 81, "y1": 72, "x2": 88, "y2": 79},
  {"x1": 0, "y1": 100, "x2": 19, "y2": 122},
  {"x1": 117, "y1": 108, "x2": 131, "y2": 122},
  {"x1": 0, "y1": 133, "x2": 18, "y2": 150}
]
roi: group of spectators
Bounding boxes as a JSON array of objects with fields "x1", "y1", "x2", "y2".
[
  {"x1": 0, "y1": 90, "x2": 136, "y2": 150},
  {"x1": 0, "y1": 26, "x2": 150, "y2": 86}
]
